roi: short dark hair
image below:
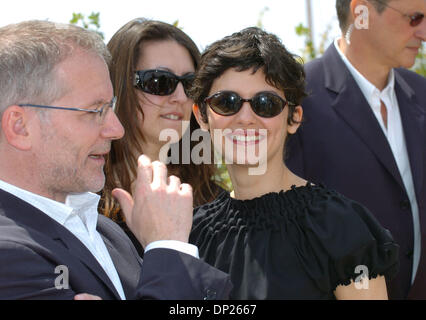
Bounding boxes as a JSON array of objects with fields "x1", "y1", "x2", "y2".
[
  {"x1": 336, "y1": 0, "x2": 390, "y2": 31},
  {"x1": 190, "y1": 27, "x2": 306, "y2": 126}
]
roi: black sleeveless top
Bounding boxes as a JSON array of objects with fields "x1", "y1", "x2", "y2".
[{"x1": 189, "y1": 184, "x2": 399, "y2": 299}]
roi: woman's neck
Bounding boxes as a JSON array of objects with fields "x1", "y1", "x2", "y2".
[{"x1": 228, "y1": 159, "x2": 306, "y2": 200}]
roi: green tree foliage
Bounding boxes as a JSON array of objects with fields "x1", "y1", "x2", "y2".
[
  {"x1": 295, "y1": 23, "x2": 316, "y2": 61},
  {"x1": 256, "y1": 7, "x2": 269, "y2": 29},
  {"x1": 213, "y1": 164, "x2": 233, "y2": 191},
  {"x1": 295, "y1": 23, "x2": 333, "y2": 62},
  {"x1": 70, "y1": 12, "x2": 104, "y2": 40},
  {"x1": 413, "y1": 45, "x2": 425, "y2": 77}
]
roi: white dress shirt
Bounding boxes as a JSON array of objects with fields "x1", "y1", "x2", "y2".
[
  {"x1": 0, "y1": 179, "x2": 199, "y2": 299},
  {"x1": 334, "y1": 39, "x2": 421, "y2": 283}
]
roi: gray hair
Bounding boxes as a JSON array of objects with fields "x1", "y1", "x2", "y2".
[{"x1": 0, "y1": 20, "x2": 110, "y2": 114}]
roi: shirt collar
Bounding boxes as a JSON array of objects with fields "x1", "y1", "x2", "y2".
[
  {"x1": 333, "y1": 38, "x2": 395, "y2": 108},
  {"x1": 66, "y1": 192, "x2": 101, "y2": 232},
  {"x1": 0, "y1": 179, "x2": 100, "y2": 229}
]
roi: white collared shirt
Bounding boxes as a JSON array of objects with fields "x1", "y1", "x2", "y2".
[
  {"x1": 0, "y1": 179, "x2": 126, "y2": 299},
  {"x1": 334, "y1": 39, "x2": 421, "y2": 283},
  {"x1": 0, "y1": 179, "x2": 199, "y2": 299}
]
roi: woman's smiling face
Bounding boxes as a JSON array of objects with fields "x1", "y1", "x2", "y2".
[
  {"x1": 134, "y1": 40, "x2": 195, "y2": 147},
  {"x1": 195, "y1": 67, "x2": 302, "y2": 173}
]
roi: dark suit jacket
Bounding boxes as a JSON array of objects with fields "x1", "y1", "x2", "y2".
[
  {"x1": 0, "y1": 189, "x2": 232, "y2": 300},
  {"x1": 286, "y1": 44, "x2": 426, "y2": 299}
]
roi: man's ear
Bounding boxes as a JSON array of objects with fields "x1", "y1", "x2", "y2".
[
  {"x1": 192, "y1": 104, "x2": 209, "y2": 131},
  {"x1": 1, "y1": 105, "x2": 33, "y2": 150},
  {"x1": 287, "y1": 105, "x2": 303, "y2": 135},
  {"x1": 350, "y1": 0, "x2": 370, "y2": 21}
]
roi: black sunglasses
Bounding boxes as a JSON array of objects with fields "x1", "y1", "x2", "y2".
[
  {"x1": 204, "y1": 91, "x2": 294, "y2": 118},
  {"x1": 133, "y1": 69, "x2": 195, "y2": 96},
  {"x1": 373, "y1": 0, "x2": 424, "y2": 27}
]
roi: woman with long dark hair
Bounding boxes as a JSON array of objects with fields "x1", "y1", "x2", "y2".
[{"x1": 101, "y1": 18, "x2": 222, "y2": 255}]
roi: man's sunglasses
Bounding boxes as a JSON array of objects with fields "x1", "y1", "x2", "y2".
[
  {"x1": 373, "y1": 0, "x2": 424, "y2": 27},
  {"x1": 133, "y1": 69, "x2": 195, "y2": 96},
  {"x1": 204, "y1": 91, "x2": 295, "y2": 118}
]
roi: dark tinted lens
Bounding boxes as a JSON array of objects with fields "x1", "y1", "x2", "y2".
[
  {"x1": 181, "y1": 74, "x2": 195, "y2": 94},
  {"x1": 142, "y1": 71, "x2": 178, "y2": 96},
  {"x1": 208, "y1": 92, "x2": 242, "y2": 116},
  {"x1": 251, "y1": 93, "x2": 285, "y2": 118},
  {"x1": 410, "y1": 13, "x2": 424, "y2": 26}
]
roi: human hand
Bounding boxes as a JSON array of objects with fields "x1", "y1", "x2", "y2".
[
  {"x1": 112, "y1": 155, "x2": 193, "y2": 248},
  {"x1": 74, "y1": 293, "x2": 102, "y2": 300}
]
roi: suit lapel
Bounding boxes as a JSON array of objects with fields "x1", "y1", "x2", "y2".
[
  {"x1": 100, "y1": 235, "x2": 135, "y2": 298},
  {"x1": 0, "y1": 189, "x2": 121, "y2": 299},
  {"x1": 322, "y1": 45, "x2": 405, "y2": 191},
  {"x1": 97, "y1": 216, "x2": 142, "y2": 299},
  {"x1": 53, "y1": 224, "x2": 122, "y2": 299},
  {"x1": 394, "y1": 71, "x2": 425, "y2": 200}
]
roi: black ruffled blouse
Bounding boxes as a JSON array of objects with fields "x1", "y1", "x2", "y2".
[{"x1": 189, "y1": 183, "x2": 399, "y2": 299}]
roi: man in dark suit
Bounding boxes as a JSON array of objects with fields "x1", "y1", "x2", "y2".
[
  {"x1": 286, "y1": 0, "x2": 425, "y2": 299},
  {"x1": 0, "y1": 20, "x2": 232, "y2": 300}
]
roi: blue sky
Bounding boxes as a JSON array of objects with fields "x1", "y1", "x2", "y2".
[{"x1": 1, "y1": 0, "x2": 341, "y2": 56}]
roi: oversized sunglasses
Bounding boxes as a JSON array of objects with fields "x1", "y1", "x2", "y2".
[
  {"x1": 373, "y1": 0, "x2": 424, "y2": 27},
  {"x1": 204, "y1": 91, "x2": 295, "y2": 118},
  {"x1": 133, "y1": 69, "x2": 195, "y2": 96}
]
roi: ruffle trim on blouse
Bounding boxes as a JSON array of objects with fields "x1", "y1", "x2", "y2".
[
  {"x1": 193, "y1": 183, "x2": 333, "y2": 233},
  {"x1": 330, "y1": 240, "x2": 399, "y2": 290},
  {"x1": 191, "y1": 183, "x2": 400, "y2": 295}
]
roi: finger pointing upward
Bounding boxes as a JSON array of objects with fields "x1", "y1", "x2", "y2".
[
  {"x1": 151, "y1": 161, "x2": 168, "y2": 189},
  {"x1": 137, "y1": 154, "x2": 153, "y2": 185}
]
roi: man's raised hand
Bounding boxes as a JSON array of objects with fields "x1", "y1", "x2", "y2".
[{"x1": 112, "y1": 155, "x2": 193, "y2": 248}]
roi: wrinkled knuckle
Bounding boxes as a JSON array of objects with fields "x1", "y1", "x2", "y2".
[
  {"x1": 151, "y1": 182, "x2": 165, "y2": 193},
  {"x1": 152, "y1": 160, "x2": 167, "y2": 170},
  {"x1": 169, "y1": 175, "x2": 181, "y2": 184},
  {"x1": 181, "y1": 183, "x2": 193, "y2": 192}
]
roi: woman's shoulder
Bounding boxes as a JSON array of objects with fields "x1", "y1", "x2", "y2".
[
  {"x1": 296, "y1": 183, "x2": 395, "y2": 250},
  {"x1": 296, "y1": 184, "x2": 399, "y2": 288},
  {"x1": 300, "y1": 184, "x2": 392, "y2": 239}
]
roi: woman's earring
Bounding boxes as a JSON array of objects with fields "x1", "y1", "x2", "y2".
[{"x1": 345, "y1": 23, "x2": 354, "y2": 45}]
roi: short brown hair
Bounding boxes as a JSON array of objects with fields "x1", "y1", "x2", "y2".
[{"x1": 190, "y1": 27, "x2": 307, "y2": 127}]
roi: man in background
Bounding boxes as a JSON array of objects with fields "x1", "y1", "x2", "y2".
[{"x1": 286, "y1": 0, "x2": 425, "y2": 299}]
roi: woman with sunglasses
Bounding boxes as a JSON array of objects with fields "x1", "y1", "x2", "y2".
[
  {"x1": 189, "y1": 27, "x2": 399, "y2": 299},
  {"x1": 100, "y1": 18, "x2": 222, "y2": 255}
]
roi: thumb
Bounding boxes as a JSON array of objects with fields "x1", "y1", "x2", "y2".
[
  {"x1": 112, "y1": 188, "x2": 134, "y2": 223},
  {"x1": 74, "y1": 293, "x2": 102, "y2": 300}
]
